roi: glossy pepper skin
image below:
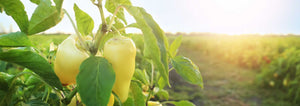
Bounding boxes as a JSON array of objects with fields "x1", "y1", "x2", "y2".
[
  {"x1": 104, "y1": 36, "x2": 136, "y2": 102},
  {"x1": 54, "y1": 35, "x2": 89, "y2": 85}
]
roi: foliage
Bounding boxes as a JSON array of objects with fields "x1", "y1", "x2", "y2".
[
  {"x1": 0, "y1": 0, "x2": 203, "y2": 105},
  {"x1": 178, "y1": 35, "x2": 300, "y2": 69},
  {"x1": 256, "y1": 48, "x2": 300, "y2": 104},
  {"x1": 173, "y1": 34, "x2": 300, "y2": 105}
]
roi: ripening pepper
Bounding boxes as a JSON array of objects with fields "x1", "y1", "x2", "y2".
[
  {"x1": 104, "y1": 36, "x2": 136, "y2": 102},
  {"x1": 54, "y1": 35, "x2": 89, "y2": 85}
]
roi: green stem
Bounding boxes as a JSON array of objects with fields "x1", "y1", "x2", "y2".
[
  {"x1": 150, "y1": 61, "x2": 155, "y2": 87},
  {"x1": 146, "y1": 61, "x2": 155, "y2": 105},
  {"x1": 92, "y1": 0, "x2": 108, "y2": 54},
  {"x1": 107, "y1": 6, "x2": 124, "y2": 31},
  {"x1": 111, "y1": 26, "x2": 121, "y2": 36},
  {"x1": 168, "y1": 67, "x2": 174, "y2": 72},
  {"x1": 145, "y1": 88, "x2": 154, "y2": 106},
  {"x1": 112, "y1": 91, "x2": 123, "y2": 106},
  {"x1": 45, "y1": 87, "x2": 51, "y2": 102},
  {"x1": 62, "y1": 87, "x2": 78, "y2": 105},
  {"x1": 98, "y1": 0, "x2": 106, "y2": 26},
  {"x1": 63, "y1": 9, "x2": 89, "y2": 53}
]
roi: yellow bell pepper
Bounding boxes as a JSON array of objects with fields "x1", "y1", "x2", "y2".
[{"x1": 104, "y1": 36, "x2": 136, "y2": 102}]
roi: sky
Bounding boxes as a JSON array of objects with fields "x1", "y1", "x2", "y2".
[{"x1": 1, "y1": 0, "x2": 300, "y2": 35}]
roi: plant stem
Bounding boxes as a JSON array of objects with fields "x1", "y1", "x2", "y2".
[
  {"x1": 146, "y1": 61, "x2": 155, "y2": 105},
  {"x1": 145, "y1": 87, "x2": 154, "y2": 106},
  {"x1": 62, "y1": 87, "x2": 78, "y2": 105},
  {"x1": 112, "y1": 91, "x2": 123, "y2": 106},
  {"x1": 63, "y1": 9, "x2": 89, "y2": 53},
  {"x1": 111, "y1": 26, "x2": 121, "y2": 36},
  {"x1": 150, "y1": 61, "x2": 155, "y2": 87},
  {"x1": 168, "y1": 67, "x2": 174, "y2": 72},
  {"x1": 92, "y1": 0, "x2": 108, "y2": 54},
  {"x1": 97, "y1": 0, "x2": 106, "y2": 26},
  {"x1": 107, "y1": 6, "x2": 123, "y2": 31}
]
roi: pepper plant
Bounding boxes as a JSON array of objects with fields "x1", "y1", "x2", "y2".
[{"x1": 0, "y1": 0, "x2": 203, "y2": 105}]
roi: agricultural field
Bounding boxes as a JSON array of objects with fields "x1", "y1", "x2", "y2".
[
  {"x1": 167, "y1": 34, "x2": 300, "y2": 106},
  {"x1": 11, "y1": 34, "x2": 299, "y2": 105}
]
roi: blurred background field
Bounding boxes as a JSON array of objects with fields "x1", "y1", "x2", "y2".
[
  {"x1": 167, "y1": 33, "x2": 300, "y2": 106},
  {"x1": 3, "y1": 33, "x2": 299, "y2": 106}
]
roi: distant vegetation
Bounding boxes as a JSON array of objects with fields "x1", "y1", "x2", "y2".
[{"x1": 167, "y1": 33, "x2": 300, "y2": 105}]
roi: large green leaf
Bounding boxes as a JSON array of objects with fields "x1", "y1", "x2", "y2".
[
  {"x1": 0, "y1": 49, "x2": 63, "y2": 90},
  {"x1": 141, "y1": 8, "x2": 169, "y2": 70},
  {"x1": 74, "y1": 4, "x2": 94, "y2": 36},
  {"x1": 77, "y1": 56, "x2": 115, "y2": 106},
  {"x1": 169, "y1": 100, "x2": 195, "y2": 106},
  {"x1": 130, "y1": 81, "x2": 145, "y2": 106},
  {"x1": 105, "y1": 0, "x2": 132, "y2": 24},
  {"x1": 28, "y1": 0, "x2": 63, "y2": 35},
  {"x1": 0, "y1": 32, "x2": 32, "y2": 47},
  {"x1": 0, "y1": 0, "x2": 29, "y2": 33},
  {"x1": 169, "y1": 35, "x2": 182, "y2": 57},
  {"x1": 125, "y1": 6, "x2": 169, "y2": 86},
  {"x1": 171, "y1": 56, "x2": 203, "y2": 88}
]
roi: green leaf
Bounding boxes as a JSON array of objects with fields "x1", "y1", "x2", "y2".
[
  {"x1": 171, "y1": 56, "x2": 203, "y2": 88},
  {"x1": 112, "y1": 17, "x2": 125, "y2": 34},
  {"x1": 130, "y1": 81, "x2": 146, "y2": 106},
  {"x1": 0, "y1": 49, "x2": 63, "y2": 90},
  {"x1": 158, "y1": 77, "x2": 166, "y2": 89},
  {"x1": 77, "y1": 56, "x2": 115, "y2": 106},
  {"x1": 0, "y1": 32, "x2": 32, "y2": 47},
  {"x1": 0, "y1": 72, "x2": 14, "y2": 91},
  {"x1": 74, "y1": 4, "x2": 94, "y2": 36},
  {"x1": 169, "y1": 100, "x2": 195, "y2": 106},
  {"x1": 133, "y1": 69, "x2": 149, "y2": 85},
  {"x1": 0, "y1": 0, "x2": 29, "y2": 33},
  {"x1": 155, "y1": 89, "x2": 169, "y2": 100},
  {"x1": 30, "y1": 0, "x2": 40, "y2": 5},
  {"x1": 28, "y1": 0, "x2": 63, "y2": 35},
  {"x1": 0, "y1": 61, "x2": 6, "y2": 72},
  {"x1": 105, "y1": 0, "x2": 132, "y2": 24},
  {"x1": 170, "y1": 35, "x2": 182, "y2": 57},
  {"x1": 123, "y1": 97, "x2": 134, "y2": 106},
  {"x1": 126, "y1": 23, "x2": 139, "y2": 29},
  {"x1": 25, "y1": 75, "x2": 42, "y2": 86},
  {"x1": 125, "y1": 6, "x2": 169, "y2": 86},
  {"x1": 53, "y1": 0, "x2": 63, "y2": 13}
]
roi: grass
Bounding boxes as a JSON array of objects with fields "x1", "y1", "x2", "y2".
[{"x1": 166, "y1": 36, "x2": 294, "y2": 106}]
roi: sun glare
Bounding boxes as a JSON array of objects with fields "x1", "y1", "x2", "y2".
[
  {"x1": 214, "y1": 0, "x2": 250, "y2": 13},
  {"x1": 192, "y1": 0, "x2": 287, "y2": 35}
]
